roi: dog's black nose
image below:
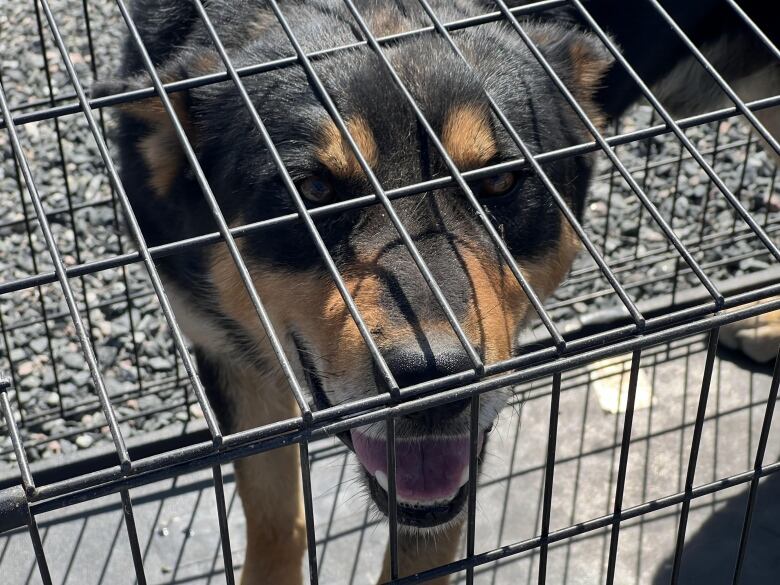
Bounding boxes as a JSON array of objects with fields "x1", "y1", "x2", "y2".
[
  {"x1": 385, "y1": 342, "x2": 473, "y2": 426},
  {"x1": 385, "y1": 343, "x2": 473, "y2": 388}
]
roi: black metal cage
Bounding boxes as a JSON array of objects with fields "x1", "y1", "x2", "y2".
[{"x1": 1, "y1": 0, "x2": 779, "y2": 583}]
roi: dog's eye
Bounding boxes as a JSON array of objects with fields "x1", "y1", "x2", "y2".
[
  {"x1": 298, "y1": 175, "x2": 335, "y2": 204},
  {"x1": 478, "y1": 172, "x2": 518, "y2": 198}
]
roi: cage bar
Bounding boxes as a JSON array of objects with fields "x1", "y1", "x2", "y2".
[
  {"x1": 0, "y1": 1, "x2": 778, "y2": 584},
  {"x1": 669, "y1": 328, "x2": 720, "y2": 583}
]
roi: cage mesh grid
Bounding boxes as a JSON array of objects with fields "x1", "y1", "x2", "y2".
[{"x1": 0, "y1": 0, "x2": 779, "y2": 583}]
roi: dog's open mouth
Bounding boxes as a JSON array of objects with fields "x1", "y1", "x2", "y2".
[
  {"x1": 296, "y1": 339, "x2": 487, "y2": 527},
  {"x1": 353, "y1": 431, "x2": 486, "y2": 528}
]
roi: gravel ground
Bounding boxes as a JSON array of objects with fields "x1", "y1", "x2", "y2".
[
  {"x1": 0, "y1": 0, "x2": 195, "y2": 467},
  {"x1": 0, "y1": 1, "x2": 779, "y2": 468},
  {"x1": 554, "y1": 110, "x2": 780, "y2": 320}
]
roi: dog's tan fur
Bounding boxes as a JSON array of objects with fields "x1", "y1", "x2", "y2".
[
  {"x1": 464, "y1": 217, "x2": 580, "y2": 363},
  {"x1": 566, "y1": 39, "x2": 613, "y2": 131},
  {"x1": 367, "y1": 7, "x2": 409, "y2": 36},
  {"x1": 117, "y1": 92, "x2": 191, "y2": 197}
]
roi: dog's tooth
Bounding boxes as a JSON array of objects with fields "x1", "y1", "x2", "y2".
[
  {"x1": 375, "y1": 470, "x2": 389, "y2": 492},
  {"x1": 459, "y1": 465, "x2": 470, "y2": 488}
]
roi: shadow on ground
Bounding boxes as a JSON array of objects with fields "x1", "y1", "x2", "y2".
[{"x1": 653, "y1": 471, "x2": 780, "y2": 584}]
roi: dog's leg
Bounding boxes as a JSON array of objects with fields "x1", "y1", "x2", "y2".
[
  {"x1": 377, "y1": 520, "x2": 463, "y2": 584},
  {"x1": 237, "y1": 446, "x2": 307, "y2": 585},
  {"x1": 202, "y1": 357, "x2": 307, "y2": 585},
  {"x1": 719, "y1": 300, "x2": 780, "y2": 363}
]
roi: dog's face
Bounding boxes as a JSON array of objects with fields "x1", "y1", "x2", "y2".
[{"x1": 112, "y1": 7, "x2": 610, "y2": 528}]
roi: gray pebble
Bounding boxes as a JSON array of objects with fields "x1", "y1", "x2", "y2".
[
  {"x1": 62, "y1": 352, "x2": 84, "y2": 370},
  {"x1": 60, "y1": 439, "x2": 77, "y2": 455},
  {"x1": 42, "y1": 418, "x2": 67, "y2": 433},
  {"x1": 72, "y1": 371, "x2": 92, "y2": 388},
  {"x1": 41, "y1": 368, "x2": 56, "y2": 388},
  {"x1": 740, "y1": 258, "x2": 770, "y2": 271},
  {"x1": 20, "y1": 375, "x2": 42, "y2": 391},
  {"x1": 75, "y1": 434, "x2": 94, "y2": 449},
  {"x1": 97, "y1": 345, "x2": 119, "y2": 366},
  {"x1": 764, "y1": 194, "x2": 780, "y2": 212},
  {"x1": 29, "y1": 338, "x2": 49, "y2": 354},
  {"x1": 147, "y1": 357, "x2": 173, "y2": 372}
]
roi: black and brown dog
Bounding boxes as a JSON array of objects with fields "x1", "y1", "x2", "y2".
[{"x1": 102, "y1": 1, "x2": 778, "y2": 582}]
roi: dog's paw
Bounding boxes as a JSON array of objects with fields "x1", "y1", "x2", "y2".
[{"x1": 720, "y1": 302, "x2": 780, "y2": 363}]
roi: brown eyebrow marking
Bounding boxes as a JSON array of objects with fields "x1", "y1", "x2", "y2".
[
  {"x1": 441, "y1": 104, "x2": 498, "y2": 170},
  {"x1": 315, "y1": 116, "x2": 379, "y2": 178}
]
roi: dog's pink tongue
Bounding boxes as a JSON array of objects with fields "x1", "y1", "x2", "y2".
[{"x1": 350, "y1": 431, "x2": 476, "y2": 502}]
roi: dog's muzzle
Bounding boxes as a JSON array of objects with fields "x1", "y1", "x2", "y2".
[{"x1": 296, "y1": 335, "x2": 488, "y2": 527}]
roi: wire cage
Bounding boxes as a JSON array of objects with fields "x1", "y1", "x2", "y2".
[{"x1": 0, "y1": 0, "x2": 779, "y2": 584}]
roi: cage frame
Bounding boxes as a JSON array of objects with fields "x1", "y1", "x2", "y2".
[{"x1": 0, "y1": 0, "x2": 779, "y2": 584}]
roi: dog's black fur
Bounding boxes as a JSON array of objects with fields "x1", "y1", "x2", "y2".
[
  {"x1": 102, "y1": 0, "x2": 778, "y2": 579},
  {"x1": 531, "y1": 0, "x2": 779, "y2": 118},
  {"x1": 107, "y1": 1, "x2": 606, "y2": 432}
]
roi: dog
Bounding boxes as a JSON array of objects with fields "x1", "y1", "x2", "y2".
[{"x1": 100, "y1": 1, "x2": 778, "y2": 582}]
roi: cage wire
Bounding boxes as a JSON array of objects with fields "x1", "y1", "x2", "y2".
[{"x1": 0, "y1": 0, "x2": 779, "y2": 584}]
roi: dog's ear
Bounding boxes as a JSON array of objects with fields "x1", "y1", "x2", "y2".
[
  {"x1": 92, "y1": 51, "x2": 221, "y2": 197},
  {"x1": 526, "y1": 24, "x2": 614, "y2": 129}
]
